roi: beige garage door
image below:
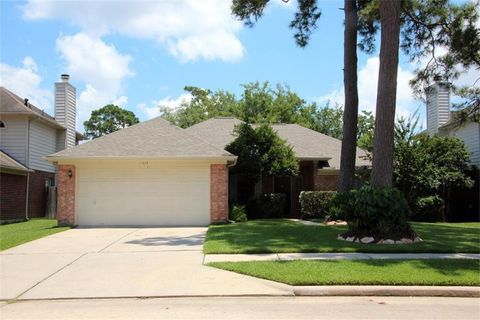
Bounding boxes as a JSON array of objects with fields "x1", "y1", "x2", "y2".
[{"x1": 76, "y1": 160, "x2": 210, "y2": 226}]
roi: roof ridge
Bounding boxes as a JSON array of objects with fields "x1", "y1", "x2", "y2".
[{"x1": 165, "y1": 118, "x2": 235, "y2": 156}]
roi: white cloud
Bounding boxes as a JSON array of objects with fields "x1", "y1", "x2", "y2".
[
  {"x1": 22, "y1": 0, "x2": 244, "y2": 62},
  {"x1": 138, "y1": 94, "x2": 192, "y2": 120},
  {"x1": 55, "y1": 33, "x2": 133, "y2": 130},
  {"x1": 168, "y1": 31, "x2": 244, "y2": 62},
  {"x1": 0, "y1": 57, "x2": 52, "y2": 111},
  {"x1": 318, "y1": 57, "x2": 419, "y2": 118},
  {"x1": 56, "y1": 33, "x2": 132, "y2": 94}
]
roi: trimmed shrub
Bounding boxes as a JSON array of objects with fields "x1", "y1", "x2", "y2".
[
  {"x1": 411, "y1": 195, "x2": 445, "y2": 222},
  {"x1": 257, "y1": 193, "x2": 286, "y2": 218},
  {"x1": 330, "y1": 186, "x2": 415, "y2": 240},
  {"x1": 299, "y1": 191, "x2": 336, "y2": 220},
  {"x1": 230, "y1": 204, "x2": 248, "y2": 222},
  {"x1": 328, "y1": 191, "x2": 355, "y2": 221}
]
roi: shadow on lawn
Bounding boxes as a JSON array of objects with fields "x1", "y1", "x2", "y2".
[{"x1": 205, "y1": 220, "x2": 480, "y2": 253}]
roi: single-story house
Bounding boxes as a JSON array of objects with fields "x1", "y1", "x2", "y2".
[
  {"x1": 49, "y1": 116, "x2": 369, "y2": 226},
  {"x1": 47, "y1": 117, "x2": 236, "y2": 226},
  {"x1": 186, "y1": 117, "x2": 370, "y2": 214}
]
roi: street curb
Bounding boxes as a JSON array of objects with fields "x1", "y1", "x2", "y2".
[{"x1": 294, "y1": 286, "x2": 480, "y2": 297}]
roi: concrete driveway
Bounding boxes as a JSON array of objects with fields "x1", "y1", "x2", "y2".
[{"x1": 0, "y1": 228, "x2": 291, "y2": 301}]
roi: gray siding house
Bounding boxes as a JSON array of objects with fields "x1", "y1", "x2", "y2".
[{"x1": 0, "y1": 74, "x2": 82, "y2": 222}]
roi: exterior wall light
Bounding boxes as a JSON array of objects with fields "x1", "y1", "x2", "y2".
[{"x1": 67, "y1": 168, "x2": 73, "y2": 178}]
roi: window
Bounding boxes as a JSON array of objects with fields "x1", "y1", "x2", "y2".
[{"x1": 0, "y1": 120, "x2": 5, "y2": 129}]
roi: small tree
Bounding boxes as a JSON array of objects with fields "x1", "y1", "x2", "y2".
[
  {"x1": 394, "y1": 118, "x2": 473, "y2": 220},
  {"x1": 226, "y1": 123, "x2": 299, "y2": 200},
  {"x1": 84, "y1": 104, "x2": 139, "y2": 139}
]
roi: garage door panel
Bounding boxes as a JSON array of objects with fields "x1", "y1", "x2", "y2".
[{"x1": 76, "y1": 162, "x2": 211, "y2": 226}]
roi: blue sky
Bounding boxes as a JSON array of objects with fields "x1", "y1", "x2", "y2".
[{"x1": 1, "y1": 0, "x2": 474, "y2": 131}]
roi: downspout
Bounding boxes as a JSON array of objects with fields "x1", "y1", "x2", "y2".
[{"x1": 25, "y1": 116, "x2": 41, "y2": 220}]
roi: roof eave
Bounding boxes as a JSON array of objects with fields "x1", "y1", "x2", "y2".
[{"x1": 45, "y1": 155, "x2": 237, "y2": 163}]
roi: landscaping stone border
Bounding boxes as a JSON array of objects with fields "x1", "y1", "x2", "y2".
[{"x1": 336, "y1": 234, "x2": 423, "y2": 244}]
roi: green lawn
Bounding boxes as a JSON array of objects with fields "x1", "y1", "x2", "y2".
[
  {"x1": 209, "y1": 259, "x2": 480, "y2": 286},
  {"x1": 0, "y1": 219, "x2": 70, "y2": 251},
  {"x1": 204, "y1": 219, "x2": 480, "y2": 254}
]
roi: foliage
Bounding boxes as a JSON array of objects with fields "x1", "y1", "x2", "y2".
[
  {"x1": 310, "y1": 104, "x2": 343, "y2": 139},
  {"x1": 160, "y1": 82, "x2": 374, "y2": 148},
  {"x1": 226, "y1": 123, "x2": 299, "y2": 185},
  {"x1": 232, "y1": 0, "x2": 321, "y2": 47},
  {"x1": 257, "y1": 193, "x2": 287, "y2": 218},
  {"x1": 328, "y1": 191, "x2": 355, "y2": 221},
  {"x1": 230, "y1": 205, "x2": 248, "y2": 222},
  {"x1": 393, "y1": 117, "x2": 474, "y2": 218},
  {"x1": 412, "y1": 195, "x2": 445, "y2": 222},
  {"x1": 358, "y1": 0, "x2": 480, "y2": 123},
  {"x1": 331, "y1": 186, "x2": 414, "y2": 240},
  {"x1": 161, "y1": 82, "x2": 315, "y2": 129},
  {"x1": 83, "y1": 104, "x2": 139, "y2": 139},
  {"x1": 299, "y1": 191, "x2": 336, "y2": 220}
]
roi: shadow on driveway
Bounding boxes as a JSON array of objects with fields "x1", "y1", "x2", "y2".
[{"x1": 125, "y1": 234, "x2": 205, "y2": 247}]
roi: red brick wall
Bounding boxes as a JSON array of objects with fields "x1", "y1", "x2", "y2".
[
  {"x1": 314, "y1": 174, "x2": 339, "y2": 191},
  {"x1": 0, "y1": 173, "x2": 27, "y2": 222},
  {"x1": 57, "y1": 165, "x2": 76, "y2": 226},
  {"x1": 210, "y1": 164, "x2": 228, "y2": 223},
  {"x1": 28, "y1": 171, "x2": 55, "y2": 218}
]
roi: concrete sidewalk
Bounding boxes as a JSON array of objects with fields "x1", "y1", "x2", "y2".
[{"x1": 204, "y1": 252, "x2": 480, "y2": 263}]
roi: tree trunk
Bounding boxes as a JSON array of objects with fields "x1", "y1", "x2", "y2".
[
  {"x1": 339, "y1": 0, "x2": 359, "y2": 192},
  {"x1": 370, "y1": 0, "x2": 401, "y2": 188}
]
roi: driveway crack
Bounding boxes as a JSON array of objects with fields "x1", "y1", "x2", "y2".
[
  {"x1": 97, "y1": 228, "x2": 141, "y2": 253},
  {"x1": 11, "y1": 252, "x2": 89, "y2": 302}
]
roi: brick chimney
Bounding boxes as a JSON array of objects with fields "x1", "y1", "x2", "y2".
[
  {"x1": 55, "y1": 74, "x2": 76, "y2": 149},
  {"x1": 425, "y1": 82, "x2": 451, "y2": 135}
]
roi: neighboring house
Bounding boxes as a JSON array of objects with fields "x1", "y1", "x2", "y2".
[
  {"x1": 46, "y1": 117, "x2": 236, "y2": 226},
  {"x1": 0, "y1": 74, "x2": 82, "y2": 222},
  {"x1": 425, "y1": 82, "x2": 479, "y2": 220},
  {"x1": 426, "y1": 82, "x2": 480, "y2": 167},
  {"x1": 48, "y1": 115, "x2": 369, "y2": 227},
  {"x1": 186, "y1": 118, "x2": 370, "y2": 214}
]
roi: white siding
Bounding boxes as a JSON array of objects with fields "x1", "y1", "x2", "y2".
[
  {"x1": 0, "y1": 115, "x2": 28, "y2": 165},
  {"x1": 56, "y1": 129, "x2": 66, "y2": 152},
  {"x1": 55, "y1": 82, "x2": 76, "y2": 148},
  {"x1": 449, "y1": 122, "x2": 480, "y2": 166},
  {"x1": 426, "y1": 83, "x2": 450, "y2": 134},
  {"x1": 28, "y1": 120, "x2": 57, "y2": 172}
]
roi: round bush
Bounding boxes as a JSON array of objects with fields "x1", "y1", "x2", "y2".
[
  {"x1": 299, "y1": 191, "x2": 336, "y2": 220},
  {"x1": 330, "y1": 186, "x2": 415, "y2": 240}
]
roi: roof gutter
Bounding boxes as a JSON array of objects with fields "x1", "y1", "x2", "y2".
[{"x1": 44, "y1": 155, "x2": 238, "y2": 163}]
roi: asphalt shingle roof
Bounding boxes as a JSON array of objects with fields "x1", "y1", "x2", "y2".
[
  {"x1": 186, "y1": 117, "x2": 370, "y2": 168},
  {"x1": 0, "y1": 150, "x2": 32, "y2": 173},
  {"x1": 47, "y1": 117, "x2": 236, "y2": 160},
  {"x1": 0, "y1": 86, "x2": 64, "y2": 129}
]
